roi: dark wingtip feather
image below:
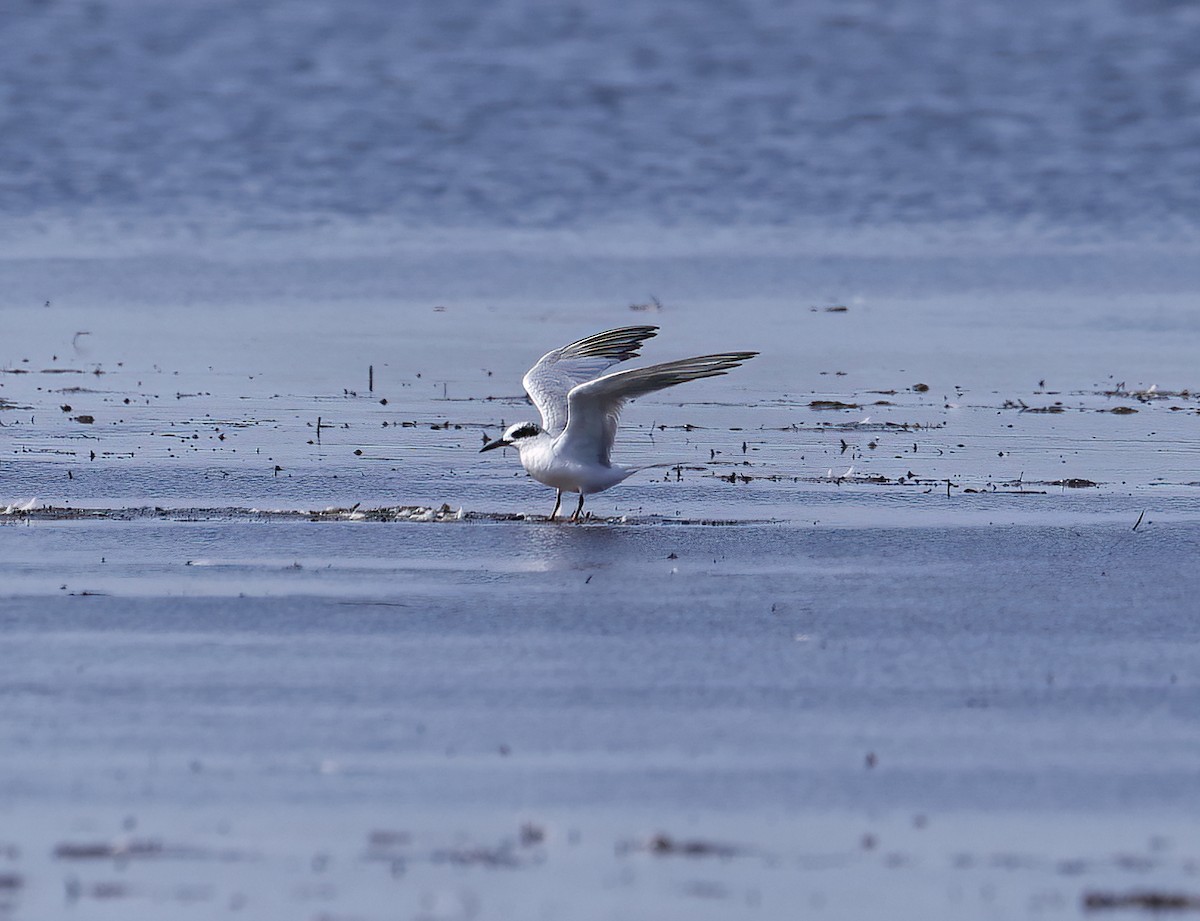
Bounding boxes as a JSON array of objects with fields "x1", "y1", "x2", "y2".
[{"x1": 562, "y1": 325, "x2": 660, "y2": 361}]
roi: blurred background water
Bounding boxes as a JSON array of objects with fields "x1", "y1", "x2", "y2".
[{"x1": 2, "y1": 0, "x2": 1198, "y2": 236}]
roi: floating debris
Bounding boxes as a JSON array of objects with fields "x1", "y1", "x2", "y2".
[
  {"x1": 809, "y1": 400, "x2": 860, "y2": 411},
  {"x1": 432, "y1": 844, "x2": 523, "y2": 868},
  {"x1": 636, "y1": 833, "x2": 741, "y2": 859},
  {"x1": 55, "y1": 839, "x2": 164, "y2": 860},
  {"x1": 4, "y1": 505, "x2": 771, "y2": 526},
  {"x1": 628, "y1": 295, "x2": 664, "y2": 312},
  {"x1": 1, "y1": 498, "x2": 38, "y2": 515},
  {"x1": 1102, "y1": 385, "x2": 1192, "y2": 403},
  {"x1": 1083, "y1": 891, "x2": 1200, "y2": 912}
]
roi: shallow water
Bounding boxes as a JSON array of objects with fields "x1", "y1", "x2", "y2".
[
  {"x1": 3, "y1": 514, "x2": 1200, "y2": 919},
  {"x1": 4, "y1": 0, "x2": 1200, "y2": 916},
  {"x1": 3, "y1": 234, "x2": 1200, "y2": 919}
]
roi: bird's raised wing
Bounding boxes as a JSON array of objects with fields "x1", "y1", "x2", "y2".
[
  {"x1": 522, "y1": 326, "x2": 659, "y2": 435},
  {"x1": 559, "y1": 352, "x2": 758, "y2": 464}
]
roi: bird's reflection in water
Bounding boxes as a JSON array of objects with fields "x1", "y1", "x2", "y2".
[{"x1": 516, "y1": 515, "x2": 631, "y2": 574}]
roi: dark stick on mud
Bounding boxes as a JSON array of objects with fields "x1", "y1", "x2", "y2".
[
  {"x1": 369, "y1": 365, "x2": 374, "y2": 393},
  {"x1": 316, "y1": 416, "x2": 322, "y2": 444},
  {"x1": 1133, "y1": 509, "x2": 1146, "y2": 532}
]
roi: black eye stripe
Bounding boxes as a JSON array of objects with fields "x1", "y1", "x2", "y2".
[{"x1": 511, "y1": 424, "x2": 540, "y2": 439}]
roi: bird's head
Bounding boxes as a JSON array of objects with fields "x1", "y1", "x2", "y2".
[{"x1": 480, "y1": 421, "x2": 544, "y2": 453}]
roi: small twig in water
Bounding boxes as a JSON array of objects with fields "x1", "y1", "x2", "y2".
[{"x1": 1133, "y1": 509, "x2": 1146, "y2": 532}]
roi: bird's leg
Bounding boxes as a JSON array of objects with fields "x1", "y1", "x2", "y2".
[
  {"x1": 569, "y1": 493, "x2": 585, "y2": 521},
  {"x1": 549, "y1": 490, "x2": 562, "y2": 521}
]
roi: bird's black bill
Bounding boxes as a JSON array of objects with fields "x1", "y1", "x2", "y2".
[{"x1": 480, "y1": 438, "x2": 510, "y2": 453}]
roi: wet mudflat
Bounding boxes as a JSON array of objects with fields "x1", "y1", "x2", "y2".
[{"x1": 3, "y1": 233, "x2": 1200, "y2": 919}]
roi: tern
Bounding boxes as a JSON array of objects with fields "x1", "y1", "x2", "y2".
[{"x1": 480, "y1": 326, "x2": 757, "y2": 520}]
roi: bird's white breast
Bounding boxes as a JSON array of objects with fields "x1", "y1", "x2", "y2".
[{"x1": 518, "y1": 436, "x2": 630, "y2": 495}]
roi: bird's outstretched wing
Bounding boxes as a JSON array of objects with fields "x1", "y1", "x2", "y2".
[
  {"x1": 559, "y1": 352, "x2": 758, "y2": 464},
  {"x1": 523, "y1": 326, "x2": 659, "y2": 435}
]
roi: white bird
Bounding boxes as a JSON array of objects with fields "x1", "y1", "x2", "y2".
[{"x1": 480, "y1": 326, "x2": 757, "y2": 520}]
